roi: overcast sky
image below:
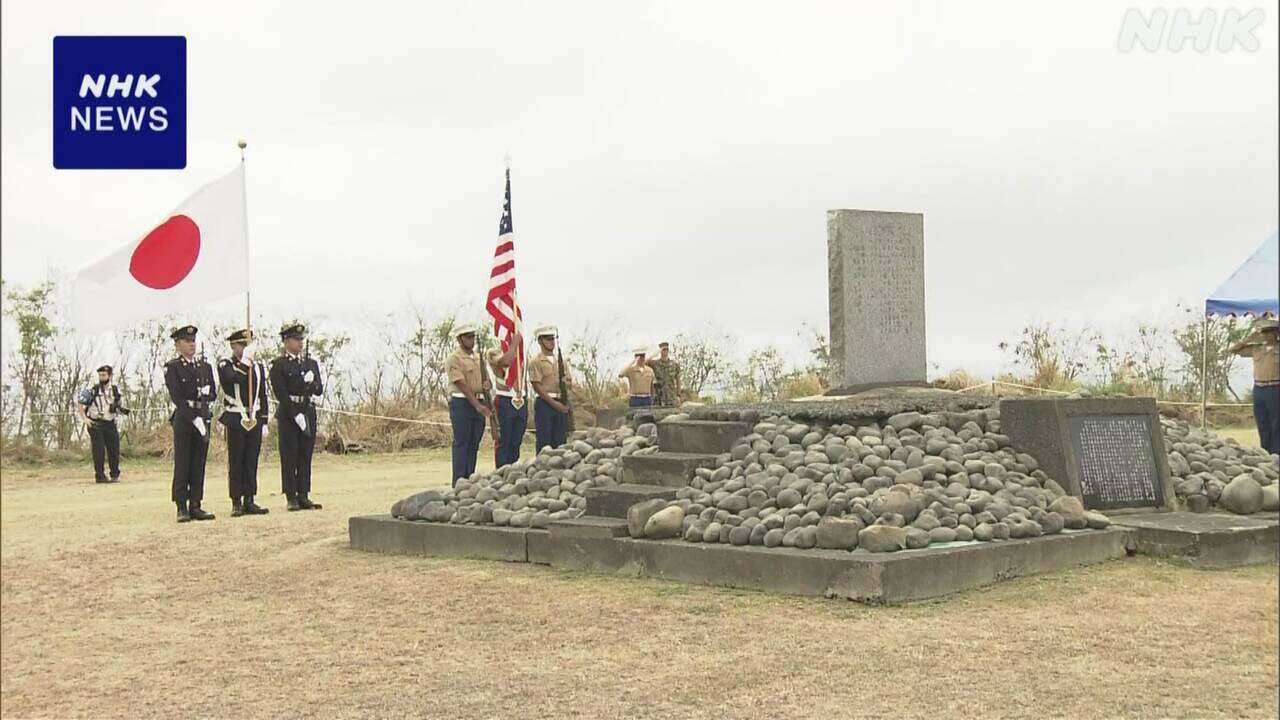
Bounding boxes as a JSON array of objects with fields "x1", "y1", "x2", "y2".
[{"x1": 2, "y1": 1, "x2": 1277, "y2": 376}]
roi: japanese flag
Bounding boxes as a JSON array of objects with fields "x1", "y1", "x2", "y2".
[{"x1": 70, "y1": 164, "x2": 248, "y2": 332}]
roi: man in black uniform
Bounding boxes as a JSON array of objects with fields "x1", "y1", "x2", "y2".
[
  {"x1": 76, "y1": 364, "x2": 130, "y2": 483},
  {"x1": 164, "y1": 325, "x2": 217, "y2": 522},
  {"x1": 218, "y1": 329, "x2": 271, "y2": 517},
  {"x1": 270, "y1": 323, "x2": 323, "y2": 511}
]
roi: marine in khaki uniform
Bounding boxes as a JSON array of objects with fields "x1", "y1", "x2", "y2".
[
  {"x1": 649, "y1": 341, "x2": 682, "y2": 406},
  {"x1": 619, "y1": 347, "x2": 655, "y2": 408},
  {"x1": 527, "y1": 325, "x2": 572, "y2": 451},
  {"x1": 446, "y1": 323, "x2": 490, "y2": 485},
  {"x1": 1230, "y1": 317, "x2": 1280, "y2": 454},
  {"x1": 485, "y1": 330, "x2": 526, "y2": 467}
]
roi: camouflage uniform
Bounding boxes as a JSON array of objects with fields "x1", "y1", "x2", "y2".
[{"x1": 650, "y1": 357, "x2": 681, "y2": 406}]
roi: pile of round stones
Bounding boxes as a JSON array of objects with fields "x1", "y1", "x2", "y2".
[
  {"x1": 390, "y1": 424, "x2": 659, "y2": 527},
  {"x1": 1163, "y1": 417, "x2": 1279, "y2": 514},
  {"x1": 630, "y1": 409, "x2": 1110, "y2": 552}
]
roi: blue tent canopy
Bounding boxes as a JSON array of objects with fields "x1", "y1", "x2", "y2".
[{"x1": 1205, "y1": 231, "x2": 1279, "y2": 317}]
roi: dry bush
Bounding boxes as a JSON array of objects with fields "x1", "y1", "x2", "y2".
[
  {"x1": 933, "y1": 368, "x2": 988, "y2": 392},
  {"x1": 779, "y1": 373, "x2": 825, "y2": 400}
]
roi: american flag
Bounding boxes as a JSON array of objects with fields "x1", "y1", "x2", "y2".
[{"x1": 485, "y1": 166, "x2": 524, "y2": 395}]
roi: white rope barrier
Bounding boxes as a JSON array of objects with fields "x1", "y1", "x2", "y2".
[
  {"x1": 316, "y1": 406, "x2": 453, "y2": 428},
  {"x1": 948, "y1": 379, "x2": 1251, "y2": 407}
]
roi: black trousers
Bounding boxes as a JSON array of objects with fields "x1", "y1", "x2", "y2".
[
  {"x1": 226, "y1": 423, "x2": 263, "y2": 500},
  {"x1": 449, "y1": 396, "x2": 486, "y2": 485},
  {"x1": 88, "y1": 420, "x2": 120, "y2": 480},
  {"x1": 534, "y1": 397, "x2": 568, "y2": 451},
  {"x1": 495, "y1": 396, "x2": 528, "y2": 468},
  {"x1": 171, "y1": 419, "x2": 210, "y2": 504},
  {"x1": 1254, "y1": 384, "x2": 1280, "y2": 455},
  {"x1": 278, "y1": 409, "x2": 316, "y2": 498}
]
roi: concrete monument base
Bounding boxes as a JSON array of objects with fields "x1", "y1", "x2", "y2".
[{"x1": 350, "y1": 515, "x2": 1133, "y2": 604}]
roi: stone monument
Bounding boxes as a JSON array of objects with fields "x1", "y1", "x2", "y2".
[{"x1": 827, "y1": 209, "x2": 926, "y2": 393}]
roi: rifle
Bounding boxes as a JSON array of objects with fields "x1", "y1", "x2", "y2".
[
  {"x1": 555, "y1": 344, "x2": 575, "y2": 432},
  {"x1": 478, "y1": 345, "x2": 501, "y2": 453}
]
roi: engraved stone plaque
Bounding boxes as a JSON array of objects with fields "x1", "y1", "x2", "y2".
[
  {"x1": 827, "y1": 209, "x2": 926, "y2": 392},
  {"x1": 1068, "y1": 414, "x2": 1164, "y2": 510}
]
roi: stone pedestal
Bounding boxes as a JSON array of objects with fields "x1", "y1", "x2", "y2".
[{"x1": 827, "y1": 209, "x2": 926, "y2": 393}]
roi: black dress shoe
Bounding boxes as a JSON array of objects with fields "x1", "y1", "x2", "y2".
[
  {"x1": 176, "y1": 502, "x2": 191, "y2": 523},
  {"x1": 287, "y1": 497, "x2": 302, "y2": 511},
  {"x1": 189, "y1": 505, "x2": 216, "y2": 521},
  {"x1": 298, "y1": 496, "x2": 322, "y2": 510},
  {"x1": 109, "y1": 476, "x2": 121, "y2": 483},
  {"x1": 244, "y1": 497, "x2": 270, "y2": 515},
  {"x1": 95, "y1": 477, "x2": 109, "y2": 484},
  {"x1": 230, "y1": 501, "x2": 245, "y2": 517}
]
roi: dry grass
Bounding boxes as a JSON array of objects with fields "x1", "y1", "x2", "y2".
[{"x1": 2, "y1": 450, "x2": 1278, "y2": 719}]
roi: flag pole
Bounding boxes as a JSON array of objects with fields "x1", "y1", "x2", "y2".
[{"x1": 238, "y1": 139, "x2": 251, "y2": 338}]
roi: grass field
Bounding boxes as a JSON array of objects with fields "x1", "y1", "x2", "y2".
[{"x1": 2, "y1": 448, "x2": 1278, "y2": 719}]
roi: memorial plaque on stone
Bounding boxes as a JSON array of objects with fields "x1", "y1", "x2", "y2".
[
  {"x1": 1000, "y1": 397, "x2": 1176, "y2": 512},
  {"x1": 1068, "y1": 414, "x2": 1164, "y2": 510},
  {"x1": 827, "y1": 209, "x2": 926, "y2": 393}
]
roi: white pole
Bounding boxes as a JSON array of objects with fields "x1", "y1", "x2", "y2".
[
  {"x1": 1200, "y1": 314, "x2": 1209, "y2": 429},
  {"x1": 238, "y1": 139, "x2": 251, "y2": 336}
]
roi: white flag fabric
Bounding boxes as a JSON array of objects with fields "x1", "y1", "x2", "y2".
[{"x1": 70, "y1": 164, "x2": 248, "y2": 332}]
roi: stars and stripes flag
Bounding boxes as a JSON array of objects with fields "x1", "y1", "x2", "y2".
[{"x1": 485, "y1": 166, "x2": 525, "y2": 398}]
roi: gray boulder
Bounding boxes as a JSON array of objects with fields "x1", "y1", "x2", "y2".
[
  {"x1": 627, "y1": 499, "x2": 669, "y2": 538},
  {"x1": 643, "y1": 506, "x2": 685, "y2": 539},
  {"x1": 1219, "y1": 475, "x2": 1264, "y2": 515},
  {"x1": 858, "y1": 525, "x2": 907, "y2": 553},
  {"x1": 815, "y1": 517, "x2": 861, "y2": 551},
  {"x1": 1049, "y1": 496, "x2": 1088, "y2": 529}
]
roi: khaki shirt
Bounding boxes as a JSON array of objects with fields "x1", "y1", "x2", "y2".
[
  {"x1": 527, "y1": 351, "x2": 567, "y2": 394},
  {"x1": 1248, "y1": 340, "x2": 1279, "y2": 383},
  {"x1": 620, "y1": 363, "x2": 655, "y2": 395},
  {"x1": 446, "y1": 348, "x2": 483, "y2": 393}
]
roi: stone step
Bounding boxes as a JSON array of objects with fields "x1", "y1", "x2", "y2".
[
  {"x1": 657, "y1": 419, "x2": 751, "y2": 454},
  {"x1": 549, "y1": 516, "x2": 630, "y2": 539},
  {"x1": 621, "y1": 452, "x2": 717, "y2": 487},
  {"x1": 583, "y1": 484, "x2": 678, "y2": 519}
]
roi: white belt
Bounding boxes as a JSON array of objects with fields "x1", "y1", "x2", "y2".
[
  {"x1": 630, "y1": 394, "x2": 652, "y2": 398},
  {"x1": 494, "y1": 390, "x2": 520, "y2": 398},
  {"x1": 451, "y1": 392, "x2": 483, "y2": 399},
  {"x1": 542, "y1": 392, "x2": 560, "y2": 399}
]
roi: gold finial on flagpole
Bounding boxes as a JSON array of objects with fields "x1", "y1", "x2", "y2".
[{"x1": 237, "y1": 138, "x2": 247, "y2": 150}]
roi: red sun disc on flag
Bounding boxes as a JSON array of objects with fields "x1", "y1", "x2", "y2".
[{"x1": 129, "y1": 215, "x2": 201, "y2": 289}]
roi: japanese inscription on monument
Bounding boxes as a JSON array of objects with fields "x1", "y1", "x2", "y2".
[
  {"x1": 1068, "y1": 414, "x2": 1163, "y2": 510},
  {"x1": 827, "y1": 209, "x2": 926, "y2": 392}
]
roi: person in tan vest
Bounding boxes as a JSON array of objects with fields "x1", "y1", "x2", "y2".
[{"x1": 1230, "y1": 316, "x2": 1279, "y2": 454}]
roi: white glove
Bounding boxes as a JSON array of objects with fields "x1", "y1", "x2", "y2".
[
  {"x1": 261, "y1": 424, "x2": 269, "y2": 439},
  {"x1": 193, "y1": 417, "x2": 207, "y2": 437},
  {"x1": 295, "y1": 413, "x2": 307, "y2": 432},
  {"x1": 199, "y1": 384, "x2": 213, "y2": 399},
  {"x1": 241, "y1": 344, "x2": 256, "y2": 362},
  {"x1": 303, "y1": 370, "x2": 315, "y2": 383}
]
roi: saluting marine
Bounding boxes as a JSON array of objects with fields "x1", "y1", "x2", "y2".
[
  {"x1": 164, "y1": 325, "x2": 217, "y2": 523},
  {"x1": 76, "y1": 364, "x2": 130, "y2": 483},
  {"x1": 619, "y1": 347, "x2": 656, "y2": 408},
  {"x1": 485, "y1": 329, "x2": 526, "y2": 467},
  {"x1": 218, "y1": 329, "x2": 271, "y2": 517},
  {"x1": 446, "y1": 323, "x2": 490, "y2": 485},
  {"x1": 527, "y1": 325, "x2": 572, "y2": 451},
  {"x1": 270, "y1": 323, "x2": 324, "y2": 511},
  {"x1": 649, "y1": 341, "x2": 682, "y2": 407}
]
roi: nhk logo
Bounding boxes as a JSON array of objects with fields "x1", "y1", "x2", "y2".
[{"x1": 53, "y1": 36, "x2": 186, "y2": 169}]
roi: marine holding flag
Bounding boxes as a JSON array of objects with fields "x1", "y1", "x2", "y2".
[
  {"x1": 165, "y1": 325, "x2": 218, "y2": 523},
  {"x1": 485, "y1": 166, "x2": 528, "y2": 467}
]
